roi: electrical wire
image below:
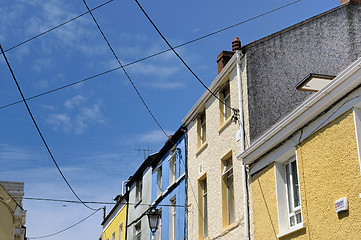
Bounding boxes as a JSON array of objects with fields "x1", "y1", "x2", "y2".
[
  {"x1": 81, "y1": 0, "x2": 169, "y2": 139},
  {"x1": 24, "y1": 196, "x2": 186, "y2": 207},
  {"x1": 0, "y1": 43, "x2": 98, "y2": 212},
  {"x1": 133, "y1": 0, "x2": 238, "y2": 113},
  {"x1": 0, "y1": 0, "x2": 303, "y2": 111},
  {"x1": 0, "y1": 0, "x2": 115, "y2": 55},
  {"x1": 27, "y1": 208, "x2": 102, "y2": 239}
]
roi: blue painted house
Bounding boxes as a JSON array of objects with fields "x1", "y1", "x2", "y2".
[{"x1": 150, "y1": 125, "x2": 186, "y2": 240}]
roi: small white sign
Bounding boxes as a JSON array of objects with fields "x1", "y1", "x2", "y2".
[{"x1": 335, "y1": 197, "x2": 348, "y2": 213}]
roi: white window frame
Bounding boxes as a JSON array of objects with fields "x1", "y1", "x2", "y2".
[
  {"x1": 275, "y1": 155, "x2": 304, "y2": 238},
  {"x1": 169, "y1": 149, "x2": 177, "y2": 185},
  {"x1": 157, "y1": 164, "x2": 162, "y2": 197},
  {"x1": 156, "y1": 208, "x2": 162, "y2": 240},
  {"x1": 119, "y1": 223, "x2": 123, "y2": 240},
  {"x1": 112, "y1": 232, "x2": 115, "y2": 240},
  {"x1": 136, "y1": 179, "x2": 142, "y2": 203},
  {"x1": 135, "y1": 221, "x2": 141, "y2": 240},
  {"x1": 169, "y1": 196, "x2": 176, "y2": 240}
]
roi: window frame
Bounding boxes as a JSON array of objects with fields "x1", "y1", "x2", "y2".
[
  {"x1": 169, "y1": 196, "x2": 177, "y2": 240},
  {"x1": 169, "y1": 149, "x2": 177, "y2": 185},
  {"x1": 197, "y1": 110, "x2": 207, "y2": 147},
  {"x1": 135, "y1": 178, "x2": 142, "y2": 203},
  {"x1": 221, "y1": 153, "x2": 235, "y2": 227},
  {"x1": 275, "y1": 155, "x2": 304, "y2": 238},
  {"x1": 157, "y1": 164, "x2": 162, "y2": 198},
  {"x1": 119, "y1": 223, "x2": 123, "y2": 240},
  {"x1": 219, "y1": 81, "x2": 231, "y2": 123},
  {"x1": 135, "y1": 221, "x2": 141, "y2": 240},
  {"x1": 198, "y1": 175, "x2": 208, "y2": 239}
]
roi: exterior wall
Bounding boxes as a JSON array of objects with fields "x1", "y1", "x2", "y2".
[
  {"x1": 186, "y1": 65, "x2": 245, "y2": 240},
  {"x1": 295, "y1": 110, "x2": 361, "y2": 239},
  {"x1": 0, "y1": 185, "x2": 17, "y2": 240},
  {"x1": 102, "y1": 204, "x2": 127, "y2": 240},
  {"x1": 244, "y1": 3, "x2": 361, "y2": 142},
  {"x1": 126, "y1": 167, "x2": 152, "y2": 240},
  {"x1": 151, "y1": 135, "x2": 186, "y2": 240},
  {"x1": 250, "y1": 163, "x2": 279, "y2": 239},
  {"x1": 250, "y1": 110, "x2": 361, "y2": 239}
]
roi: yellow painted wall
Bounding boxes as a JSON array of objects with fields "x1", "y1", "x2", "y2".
[
  {"x1": 296, "y1": 110, "x2": 361, "y2": 239},
  {"x1": 102, "y1": 204, "x2": 127, "y2": 240},
  {"x1": 251, "y1": 110, "x2": 361, "y2": 239},
  {"x1": 251, "y1": 163, "x2": 289, "y2": 240},
  {"x1": 0, "y1": 185, "x2": 17, "y2": 240}
]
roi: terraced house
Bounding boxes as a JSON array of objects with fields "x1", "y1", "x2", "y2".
[
  {"x1": 183, "y1": 0, "x2": 361, "y2": 239},
  {"x1": 239, "y1": 57, "x2": 361, "y2": 239}
]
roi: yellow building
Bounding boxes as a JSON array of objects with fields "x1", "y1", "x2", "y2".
[
  {"x1": 101, "y1": 193, "x2": 128, "y2": 240},
  {"x1": 239, "y1": 57, "x2": 361, "y2": 239}
]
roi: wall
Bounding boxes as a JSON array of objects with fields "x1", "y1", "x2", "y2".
[
  {"x1": 126, "y1": 167, "x2": 152, "y2": 240},
  {"x1": 296, "y1": 110, "x2": 361, "y2": 239},
  {"x1": 151, "y1": 135, "x2": 186, "y2": 240},
  {"x1": 102, "y1": 204, "x2": 127, "y2": 240},
  {"x1": 186, "y1": 65, "x2": 245, "y2": 240},
  {"x1": 0, "y1": 185, "x2": 17, "y2": 240},
  {"x1": 250, "y1": 110, "x2": 361, "y2": 239},
  {"x1": 244, "y1": 3, "x2": 361, "y2": 142}
]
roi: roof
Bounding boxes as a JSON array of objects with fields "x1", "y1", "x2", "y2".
[{"x1": 126, "y1": 152, "x2": 159, "y2": 186}]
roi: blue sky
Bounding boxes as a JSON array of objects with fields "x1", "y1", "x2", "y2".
[{"x1": 0, "y1": 0, "x2": 340, "y2": 239}]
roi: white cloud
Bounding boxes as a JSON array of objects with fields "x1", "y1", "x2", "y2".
[
  {"x1": 138, "y1": 129, "x2": 170, "y2": 143},
  {"x1": 45, "y1": 95, "x2": 104, "y2": 134}
]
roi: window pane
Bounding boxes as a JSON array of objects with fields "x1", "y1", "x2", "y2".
[
  {"x1": 296, "y1": 212, "x2": 302, "y2": 224},
  {"x1": 291, "y1": 161, "x2": 300, "y2": 208},
  {"x1": 203, "y1": 179, "x2": 208, "y2": 238},
  {"x1": 290, "y1": 215, "x2": 295, "y2": 227},
  {"x1": 285, "y1": 163, "x2": 292, "y2": 213},
  {"x1": 227, "y1": 173, "x2": 235, "y2": 224}
]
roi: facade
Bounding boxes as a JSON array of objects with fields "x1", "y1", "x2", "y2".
[
  {"x1": 101, "y1": 193, "x2": 128, "y2": 240},
  {"x1": 182, "y1": 47, "x2": 247, "y2": 240},
  {"x1": 0, "y1": 181, "x2": 26, "y2": 240},
  {"x1": 183, "y1": 1, "x2": 361, "y2": 239},
  {"x1": 126, "y1": 153, "x2": 158, "y2": 240},
  {"x1": 239, "y1": 57, "x2": 361, "y2": 239},
  {"x1": 150, "y1": 126, "x2": 186, "y2": 240}
]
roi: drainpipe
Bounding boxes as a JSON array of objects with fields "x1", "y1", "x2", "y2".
[{"x1": 236, "y1": 50, "x2": 250, "y2": 240}]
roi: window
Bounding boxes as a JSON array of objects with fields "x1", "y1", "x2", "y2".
[
  {"x1": 119, "y1": 223, "x2": 123, "y2": 240},
  {"x1": 136, "y1": 179, "x2": 142, "y2": 203},
  {"x1": 219, "y1": 82, "x2": 231, "y2": 124},
  {"x1": 135, "y1": 222, "x2": 141, "y2": 240},
  {"x1": 275, "y1": 156, "x2": 303, "y2": 237},
  {"x1": 198, "y1": 177, "x2": 208, "y2": 239},
  {"x1": 169, "y1": 149, "x2": 177, "y2": 185},
  {"x1": 112, "y1": 232, "x2": 115, "y2": 240},
  {"x1": 157, "y1": 165, "x2": 162, "y2": 197},
  {"x1": 156, "y1": 208, "x2": 162, "y2": 240},
  {"x1": 169, "y1": 197, "x2": 176, "y2": 240},
  {"x1": 221, "y1": 155, "x2": 235, "y2": 227},
  {"x1": 285, "y1": 159, "x2": 302, "y2": 228},
  {"x1": 197, "y1": 110, "x2": 206, "y2": 148}
]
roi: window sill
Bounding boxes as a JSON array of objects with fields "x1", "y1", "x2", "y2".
[
  {"x1": 218, "y1": 117, "x2": 232, "y2": 133},
  {"x1": 196, "y1": 142, "x2": 208, "y2": 156},
  {"x1": 277, "y1": 223, "x2": 306, "y2": 239}
]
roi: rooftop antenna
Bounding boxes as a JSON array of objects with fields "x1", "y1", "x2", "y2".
[{"x1": 135, "y1": 145, "x2": 152, "y2": 159}]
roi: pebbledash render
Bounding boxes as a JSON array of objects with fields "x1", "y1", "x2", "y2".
[{"x1": 182, "y1": 1, "x2": 361, "y2": 239}]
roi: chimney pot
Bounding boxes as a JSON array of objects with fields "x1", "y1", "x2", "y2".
[{"x1": 232, "y1": 37, "x2": 241, "y2": 52}]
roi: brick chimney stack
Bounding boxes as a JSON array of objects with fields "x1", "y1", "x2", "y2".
[
  {"x1": 216, "y1": 37, "x2": 241, "y2": 74},
  {"x1": 340, "y1": 0, "x2": 361, "y2": 4}
]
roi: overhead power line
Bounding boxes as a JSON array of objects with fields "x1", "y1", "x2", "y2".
[
  {"x1": 27, "y1": 208, "x2": 102, "y2": 239},
  {"x1": 0, "y1": 0, "x2": 302, "y2": 110},
  {"x1": 0, "y1": 0, "x2": 115, "y2": 55},
  {"x1": 0, "y1": 43, "x2": 98, "y2": 212},
  {"x1": 81, "y1": 0, "x2": 169, "y2": 139},
  {"x1": 133, "y1": 0, "x2": 239, "y2": 113}
]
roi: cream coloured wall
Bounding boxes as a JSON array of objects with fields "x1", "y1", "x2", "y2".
[
  {"x1": 0, "y1": 185, "x2": 17, "y2": 240},
  {"x1": 186, "y1": 65, "x2": 245, "y2": 240}
]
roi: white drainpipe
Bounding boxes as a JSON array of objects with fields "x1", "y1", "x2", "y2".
[{"x1": 236, "y1": 51, "x2": 249, "y2": 240}]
